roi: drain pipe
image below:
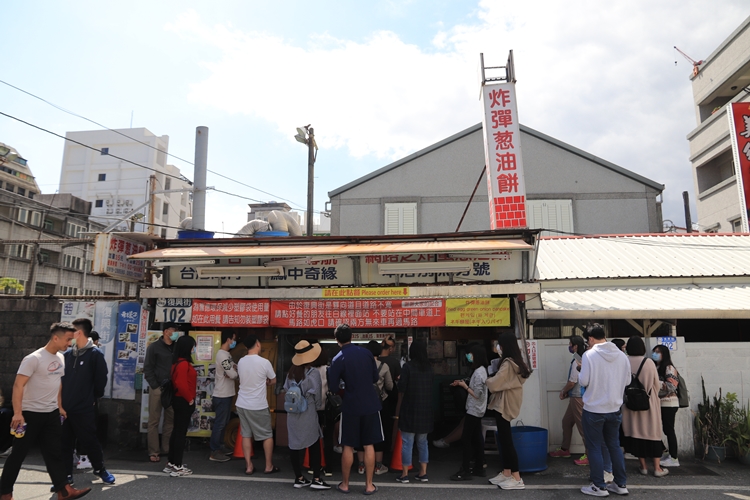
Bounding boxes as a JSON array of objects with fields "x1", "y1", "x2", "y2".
[{"x1": 193, "y1": 126, "x2": 208, "y2": 231}]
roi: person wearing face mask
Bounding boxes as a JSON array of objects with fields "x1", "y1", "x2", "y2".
[
  {"x1": 549, "y1": 336, "x2": 590, "y2": 465},
  {"x1": 208, "y1": 331, "x2": 238, "y2": 462},
  {"x1": 449, "y1": 345, "x2": 488, "y2": 481},
  {"x1": 651, "y1": 345, "x2": 680, "y2": 468},
  {"x1": 144, "y1": 322, "x2": 181, "y2": 463},
  {"x1": 165, "y1": 335, "x2": 198, "y2": 477}
]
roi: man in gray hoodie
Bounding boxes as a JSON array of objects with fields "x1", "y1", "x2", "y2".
[{"x1": 578, "y1": 324, "x2": 630, "y2": 497}]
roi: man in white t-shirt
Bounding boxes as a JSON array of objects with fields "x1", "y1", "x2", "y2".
[
  {"x1": 236, "y1": 334, "x2": 279, "y2": 475},
  {"x1": 209, "y1": 331, "x2": 238, "y2": 462},
  {"x1": 0, "y1": 322, "x2": 91, "y2": 500}
]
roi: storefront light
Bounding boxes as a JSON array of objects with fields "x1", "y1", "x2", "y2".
[
  {"x1": 196, "y1": 265, "x2": 284, "y2": 278},
  {"x1": 378, "y1": 262, "x2": 472, "y2": 275}
]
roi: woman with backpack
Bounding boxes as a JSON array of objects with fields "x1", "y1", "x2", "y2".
[
  {"x1": 284, "y1": 340, "x2": 330, "y2": 490},
  {"x1": 394, "y1": 340, "x2": 434, "y2": 483},
  {"x1": 450, "y1": 344, "x2": 488, "y2": 481},
  {"x1": 652, "y1": 344, "x2": 680, "y2": 468},
  {"x1": 355, "y1": 340, "x2": 394, "y2": 476},
  {"x1": 549, "y1": 335, "x2": 588, "y2": 464},
  {"x1": 486, "y1": 332, "x2": 531, "y2": 490},
  {"x1": 621, "y1": 336, "x2": 667, "y2": 477},
  {"x1": 165, "y1": 335, "x2": 197, "y2": 477}
]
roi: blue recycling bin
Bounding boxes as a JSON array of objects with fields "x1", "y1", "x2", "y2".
[{"x1": 495, "y1": 425, "x2": 548, "y2": 473}]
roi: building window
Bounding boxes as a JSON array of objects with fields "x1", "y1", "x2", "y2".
[
  {"x1": 17, "y1": 188, "x2": 25, "y2": 196},
  {"x1": 38, "y1": 251, "x2": 50, "y2": 264},
  {"x1": 101, "y1": 147, "x2": 109, "y2": 155},
  {"x1": 95, "y1": 200, "x2": 103, "y2": 208},
  {"x1": 98, "y1": 174, "x2": 106, "y2": 181},
  {"x1": 64, "y1": 254, "x2": 83, "y2": 270},
  {"x1": 384, "y1": 203, "x2": 417, "y2": 235},
  {"x1": 179, "y1": 210, "x2": 186, "y2": 221},
  {"x1": 28, "y1": 192, "x2": 34, "y2": 199},
  {"x1": 163, "y1": 202, "x2": 169, "y2": 216},
  {"x1": 44, "y1": 219, "x2": 54, "y2": 231},
  {"x1": 5, "y1": 183, "x2": 13, "y2": 192},
  {"x1": 7, "y1": 244, "x2": 30, "y2": 259},
  {"x1": 66, "y1": 223, "x2": 85, "y2": 238},
  {"x1": 16, "y1": 208, "x2": 28, "y2": 224},
  {"x1": 527, "y1": 199, "x2": 574, "y2": 237},
  {"x1": 160, "y1": 228, "x2": 167, "y2": 238},
  {"x1": 165, "y1": 177, "x2": 171, "y2": 190},
  {"x1": 731, "y1": 218, "x2": 743, "y2": 233},
  {"x1": 30, "y1": 211, "x2": 42, "y2": 227},
  {"x1": 60, "y1": 285, "x2": 79, "y2": 295}
]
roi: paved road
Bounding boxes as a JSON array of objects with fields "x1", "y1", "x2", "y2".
[{"x1": 7, "y1": 464, "x2": 750, "y2": 500}]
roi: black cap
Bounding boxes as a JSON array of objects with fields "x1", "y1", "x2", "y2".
[
  {"x1": 162, "y1": 322, "x2": 178, "y2": 331},
  {"x1": 89, "y1": 330, "x2": 100, "y2": 341}
]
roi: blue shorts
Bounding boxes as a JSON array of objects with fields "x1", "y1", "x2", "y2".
[{"x1": 339, "y1": 412, "x2": 384, "y2": 449}]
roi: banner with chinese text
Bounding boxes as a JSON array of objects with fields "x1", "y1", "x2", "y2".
[
  {"x1": 322, "y1": 287, "x2": 409, "y2": 298},
  {"x1": 729, "y1": 102, "x2": 750, "y2": 232},
  {"x1": 112, "y1": 302, "x2": 140, "y2": 400},
  {"x1": 445, "y1": 298, "x2": 510, "y2": 327},
  {"x1": 191, "y1": 299, "x2": 270, "y2": 327},
  {"x1": 93, "y1": 233, "x2": 147, "y2": 281},
  {"x1": 480, "y1": 82, "x2": 527, "y2": 229},
  {"x1": 94, "y1": 301, "x2": 119, "y2": 398},
  {"x1": 270, "y1": 299, "x2": 445, "y2": 328},
  {"x1": 187, "y1": 331, "x2": 222, "y2": 437}
]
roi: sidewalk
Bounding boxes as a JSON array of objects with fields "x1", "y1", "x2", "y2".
[{"x1": 13, "y1": 441, "x2": 748, "y2": 490}]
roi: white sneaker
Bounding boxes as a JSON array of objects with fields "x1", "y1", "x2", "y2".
[
  {"x1": 623, "y1": 453, "x2": 637, "y2": 460},
  {"x1": 0, "y1": 447, "x2": 11, "y2": 458},
  {"x1": 77, "y1": 456, "x2": 93, "y2": 470},
  {"x1": 170, "y1": 465, "x2": 193, "y2": 477},
  {"x1": 660, "y1": 457, "x2": 680, "y2": 467},
  {"x1": 606, "y1": 483, "x2": 629, "y2": 495},
  {"x1": 499, "y1": 477, "x2": 525, "y2": 490},
  {"x1": 432, "y1": 439, "x2": 449, "y2": 449},
  {"x1": 333, "y1": 446, "x2": 343, "y2": 454},
  {"x1": 489, "y1": 472, "x2": 513, "y2": 485},
  {"x1": 604, "y1": 471, "x2": 614, "y2": 483},
  {"x1": 581, "y1": 483, "x2": 610, "y2": 497}
]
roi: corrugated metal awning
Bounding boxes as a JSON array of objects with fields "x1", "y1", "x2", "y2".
[
  {"x1": 129, "y1": 238, "x2": 533, "y2": 260},
  {"x1": 527, "y1": 284, "x2": 750, "y2": 319}
]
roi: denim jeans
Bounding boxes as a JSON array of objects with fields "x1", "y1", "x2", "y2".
[
  {"x1": 401, "y1": 432, "x2": 428, "y2": 467},
  {"x1": 210, "y1": 396, "x2": 233, "y2": 452},
  {"x1": 582, "y1": 409, "x2": 626, "y2": 489}
]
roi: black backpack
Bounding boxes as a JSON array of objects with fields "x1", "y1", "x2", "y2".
[{"x1": 623, "y1": 358, "x2": 651, "y2": 412}]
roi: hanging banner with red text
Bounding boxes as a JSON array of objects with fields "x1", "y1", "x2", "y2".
[
  {"x1": 480, "y1": 82, "x2": 527, "y2": 229},
  {"x1": 729, "y1": 102, "x2": 750, "y2": 233},
  {"x1": 191, "y1": 299, "x2": 270, "y2": 327},
  {"x1": 270, "y1": 299, "x2": 445, "y2": 328}
]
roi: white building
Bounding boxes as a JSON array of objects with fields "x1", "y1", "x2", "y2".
[
  {"x1": 687, "y1": 15, "x2": 750, "y2": 233},
  {"x1": 59, "y1": 128, "x2": 192, "y2": 238}
]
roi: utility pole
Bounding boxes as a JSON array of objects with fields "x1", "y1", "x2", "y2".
[
  {"x1": 682, "y1": 191, "x2": 693, "y2": 233},
  {"x1": 148, "y1": 175, "x2": 156, "y2": 235},
  {"x1": 306, "y1": 127, "x2": 315, "y2": 237}
]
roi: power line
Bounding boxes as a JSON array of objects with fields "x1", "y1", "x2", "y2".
[
  {"x1": 0, "y1": 79, "x2": 324, "y2": 213},
  {"x1": 0, "y1": 110, "x2": 187, "y2": 182}
]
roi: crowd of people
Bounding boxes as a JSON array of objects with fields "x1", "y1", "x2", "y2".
[
  {"x1": 2, "y1": 320, "x2": 685, "y2": 498},
  {"x1": 547, "y1": 325, "x2": 685, "y2": 497}
]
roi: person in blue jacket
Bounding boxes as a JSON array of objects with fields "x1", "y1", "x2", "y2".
[{"x1": 60, "y1": 318, "x2": 115, "y2": 486}]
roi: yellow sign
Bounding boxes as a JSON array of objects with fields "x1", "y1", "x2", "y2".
[
  {"x1": 445, "y1": 298, "x2": 510, "y2": 327},
  {"x1": 322, "y1": 287, "x2": 410, "y2": 298}
]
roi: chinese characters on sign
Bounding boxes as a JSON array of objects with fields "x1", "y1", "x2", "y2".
[
  {"x1": 481, "y1": 83, "x2": 527, "y2": 229},
  {"x1": 445, "y1": 298, "x2": 510, "y2": 327},
  {"x1": 191, "y1": 299, "x2": 270, "y2": 327},
  {"x1": 93, "y1": 233, "x2": 147, "y2": 281},
  {"x1": 729, "y1": 103, "x2": 750, "y2": 232},
  {"x1": 322, "y1": 287, "x2": 410, "y2": 298},
  {"x1": 270, "y1": 299, "x2": 445, "y2": 328}
]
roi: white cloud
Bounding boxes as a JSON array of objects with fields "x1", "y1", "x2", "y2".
[{"x1": 167, "y1": 2, "x2": 749, "y2": 225}]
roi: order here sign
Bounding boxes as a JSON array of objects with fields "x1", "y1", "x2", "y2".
[{"x1": 445, "y1": 298, "x2": 510, "y2": 327}]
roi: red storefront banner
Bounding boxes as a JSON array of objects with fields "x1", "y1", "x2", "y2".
[
  {"x1": 191, "y1": 299, "x2": 270, "y2": 327},
  {"x1": 270, "y1": 299, "x2": 445, "y2": 329},
  {"x1": 729, "y1": 102, "x2": 750, "y2": 232}
]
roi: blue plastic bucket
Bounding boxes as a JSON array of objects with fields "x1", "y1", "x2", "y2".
[
  {"x1": 254, "y1": 231, "x2": 289, "y2": 237},
  {"x1": 176, "y1": 230, "x2": 215, "y2": 239},
  {"x1": 495, "y1": 425, "x2": 548, "y2": 473}
]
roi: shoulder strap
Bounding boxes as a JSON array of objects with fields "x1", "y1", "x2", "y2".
[
  {"x1": 377, "y1": 361, "x2": 383, "y2": 371},
  {"x1": 633, "y1": 357, "x2": 647, "y2": 378}
]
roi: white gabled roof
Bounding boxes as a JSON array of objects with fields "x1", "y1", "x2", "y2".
[{"x1": 535, "y1": 234, "x2": 750, "y2": 281}]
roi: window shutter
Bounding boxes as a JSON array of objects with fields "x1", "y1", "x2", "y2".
[
  {"x1": 526, "y1": 200, "x2": 573, "y2": 237},
  {"x1": 384, "y1": 203, "x2": 417, "y2": 235}
]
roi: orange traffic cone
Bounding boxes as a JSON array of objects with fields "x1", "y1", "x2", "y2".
[
  {"x1": 233, "y1": 425, "x2": 254, "y2": 458},
  {"x1": 389, "y1": 429, "x2": 412, "y2": 471},
  {"x1": 303, "y1": 439, "x2": 326, "y2": 468}
]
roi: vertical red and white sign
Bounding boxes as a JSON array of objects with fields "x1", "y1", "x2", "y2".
[
  {"x1": 481, "y1": 83, "x2": 527, "y2": 229},
  {"x1": 728, "y1": 102, "x2": 750, "y2": 233}
]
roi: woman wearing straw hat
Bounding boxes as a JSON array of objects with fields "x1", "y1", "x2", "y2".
[{"x1": 284, "y1": 340, "x2": 331, "y2": 490}]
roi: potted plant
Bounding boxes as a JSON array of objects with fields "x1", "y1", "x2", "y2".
[
  {"x1": 694, "y1": 377, "x2": 735, "y2": 463},
  {"x1": 729, "y1": 401, "x2": 750, "y2": 465}
]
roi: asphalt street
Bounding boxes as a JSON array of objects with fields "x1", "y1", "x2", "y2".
[{"x1": 3, "y1": 445, "x2": 750, "y2": 500}]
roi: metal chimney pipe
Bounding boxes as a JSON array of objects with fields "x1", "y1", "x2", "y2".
[{"x1": 193, "y1": 126, "x2": 208, "y2": 231}]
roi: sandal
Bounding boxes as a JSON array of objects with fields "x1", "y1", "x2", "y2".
[
  {"x1": 149, "y1": 454, "x2": 161, "y2": 463},
  {"x1": 264, "y1": 466, "x2": 281, "y2": 474}
]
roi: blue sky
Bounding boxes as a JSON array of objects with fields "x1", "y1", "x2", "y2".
[{"x1": 1, "y1": 1, "x2": 747, "y2": 234}]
